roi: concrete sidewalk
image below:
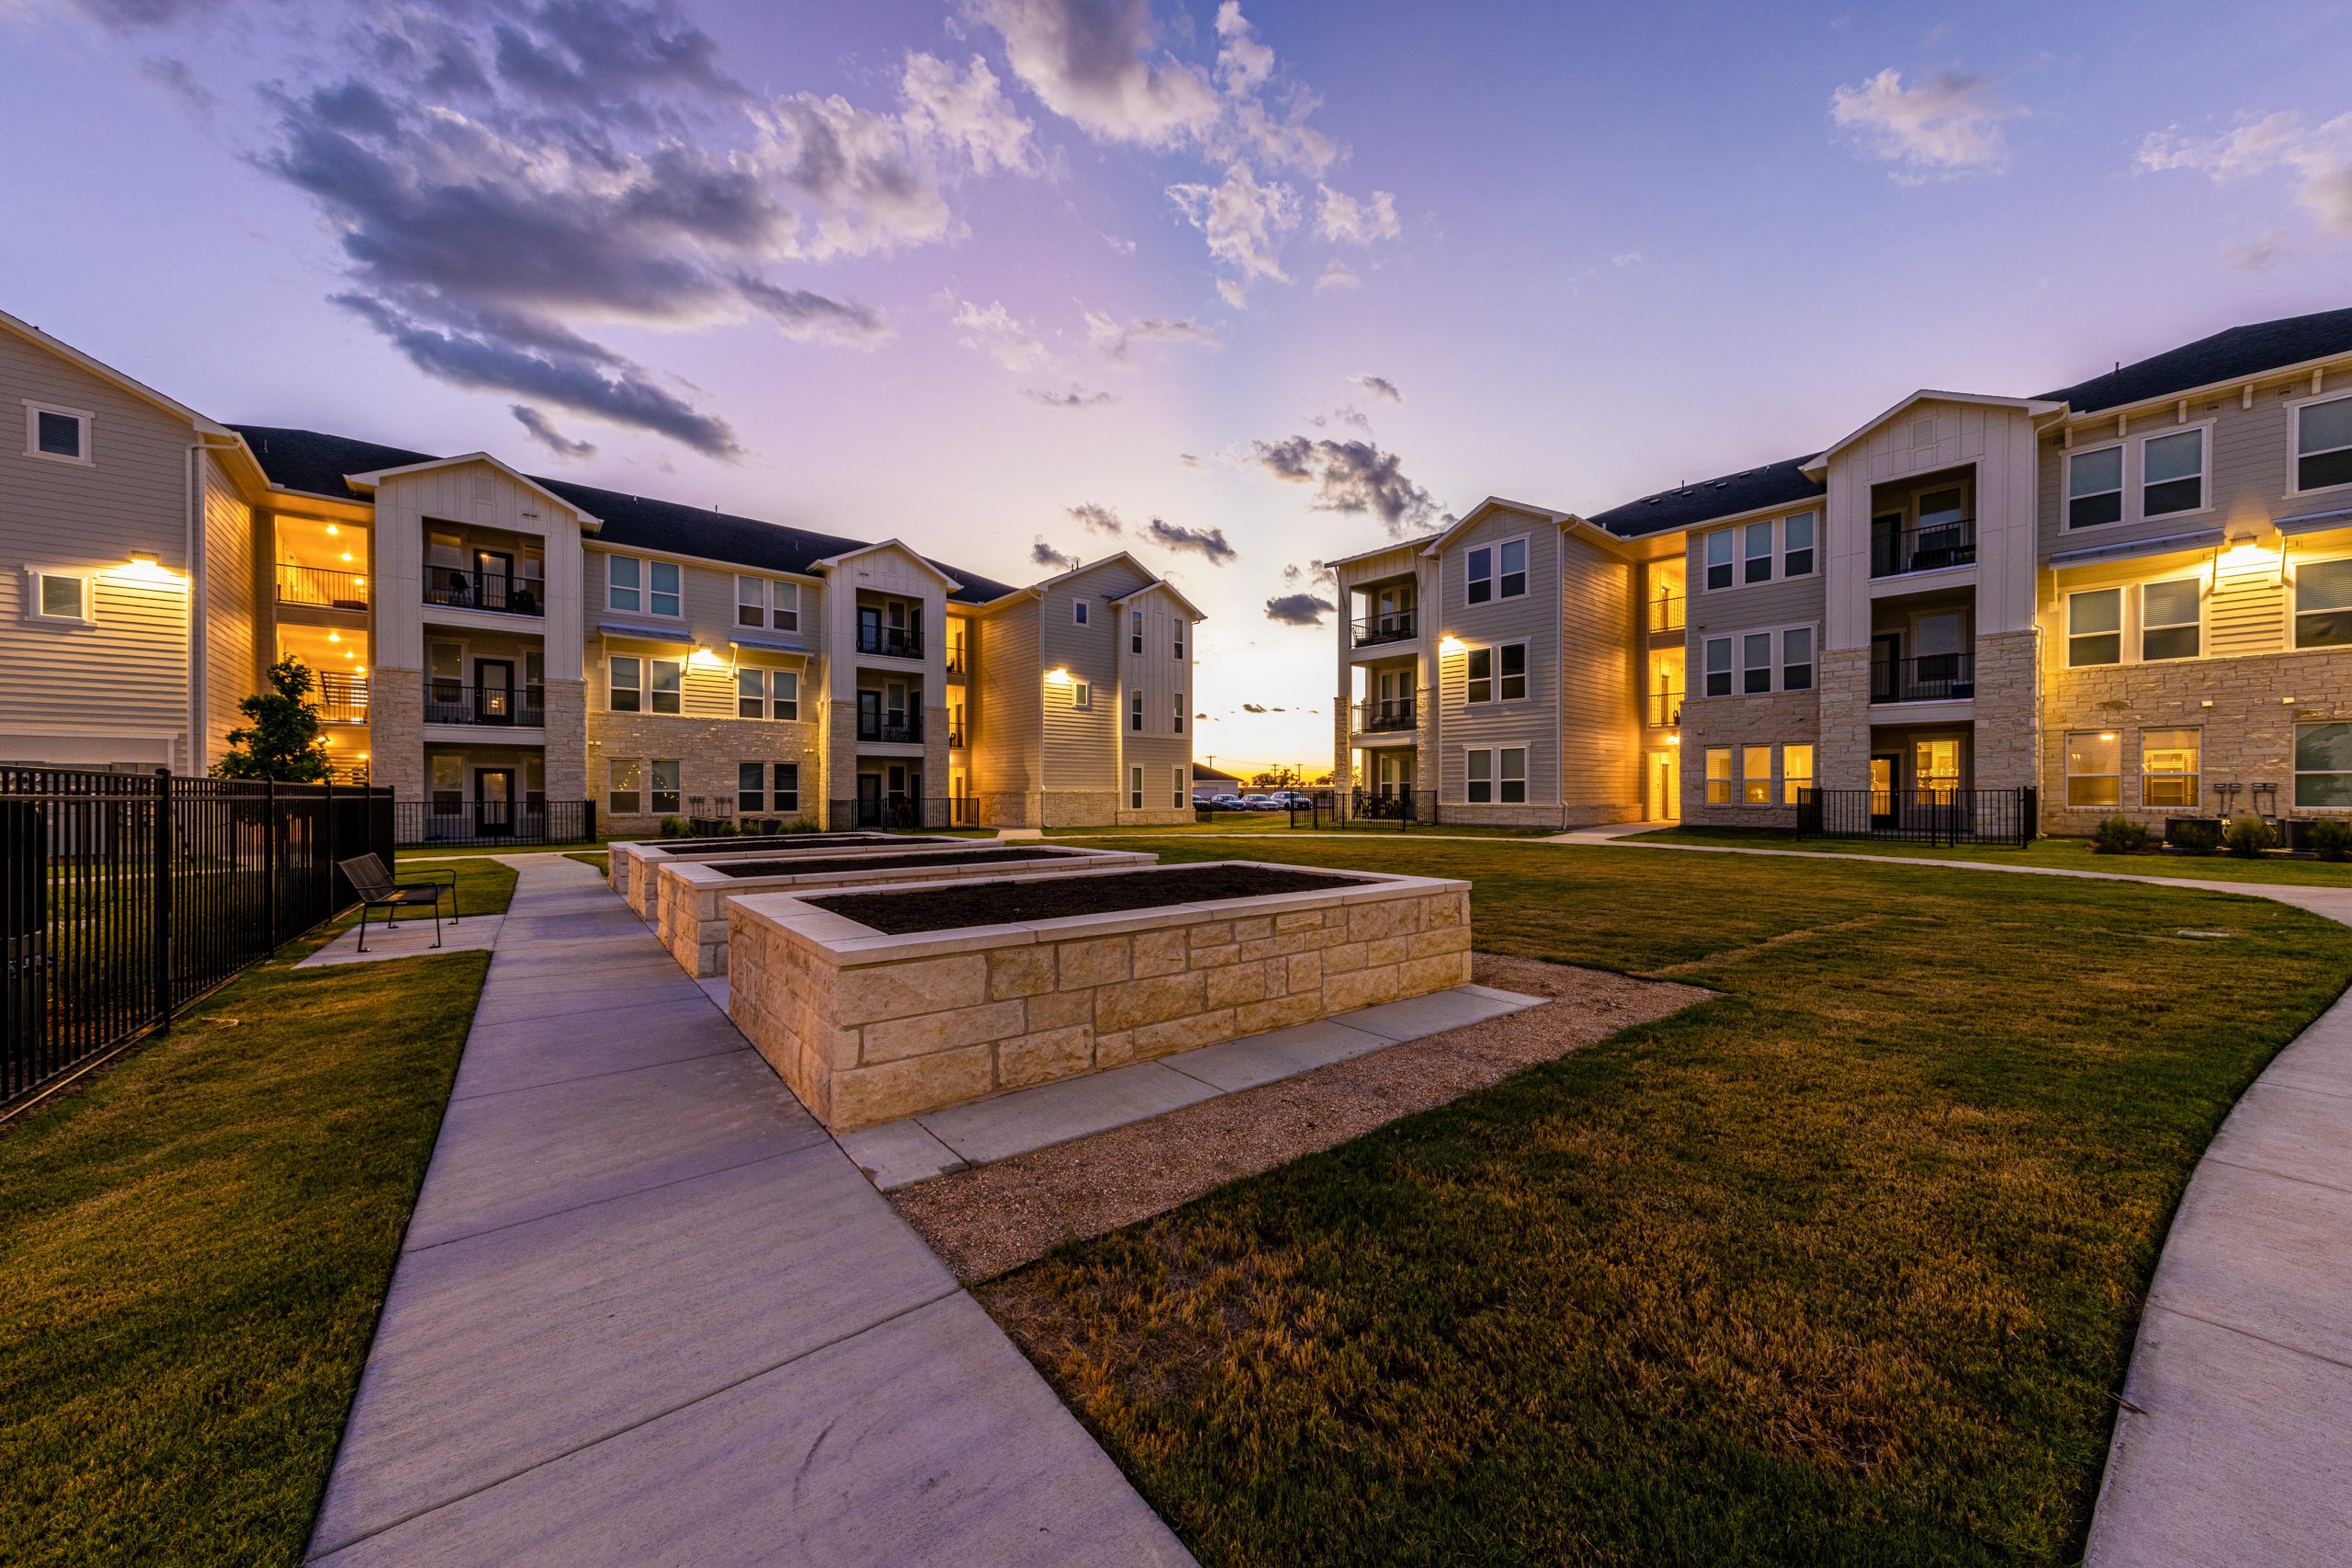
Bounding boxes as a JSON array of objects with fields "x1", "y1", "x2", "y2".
[{"x1": 307, "y1": 853, "x2": 1191, "y2": 1567}]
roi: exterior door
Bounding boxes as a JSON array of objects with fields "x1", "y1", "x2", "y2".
[
  {"x1": 474, "y1": 659, "x2": 514, "y2": 725},
  {"x1": 1375, "y1": 750, "x2": 1409, "y2": 795},
  {"x1": 475, "y1": 548, "x2": 515, "y2": 609},
  {"x1": 1871, "y1": 632, "x2": 1902, "y2": 702},
  {"x1": 856, "y1": 689, "x2": 881, "y2": 739},
  {"x1": 855, "y1": 773, "x2": 881, "y2": 828},
  {"x1": 1649, "y1": 751, "x2": 1680, "y2": 822},
  {"x1": 476, "y1": 768, "x2": 515, "y2": 836},
  {"x1": 1871, "y1": 754, "x2": 1898, "y2": 826}
]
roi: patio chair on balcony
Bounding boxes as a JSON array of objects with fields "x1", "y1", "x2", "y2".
[{"x1": 338, "y1": 852, "x2": 461, "y2": 953}]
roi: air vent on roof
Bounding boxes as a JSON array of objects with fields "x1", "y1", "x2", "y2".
[{"x1": 1713, "y1": 481, "x2": 1728, "y2": 489}]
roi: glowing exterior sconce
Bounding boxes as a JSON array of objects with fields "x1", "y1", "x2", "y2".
[
  {"x1": 1437, "y1": 634, "x2": 1465, "y2": 656},
  {"x1": 1045, "y1": 666, "x2": 1074, "y2": 685}
]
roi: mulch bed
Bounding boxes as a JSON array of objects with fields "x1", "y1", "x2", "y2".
[
  {"x1": 892, "y1": 953, "x2": 1713, "y2": 1282},
  {"x1": 714, "y1": 847, "x2": 1084, "y2": 878},
  {"x1": 808, "y1": 863, "x2": 1369, "y2": 934}
]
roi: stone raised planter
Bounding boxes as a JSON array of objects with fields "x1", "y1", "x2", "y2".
[
  {"x1": 726, "y1": 862, "x2": 1474, "y2": 1133},
  {"x1": 609, "y1": 833, "x2": 956, "y2": 918},
  {"x1": 656, "y1": 844, "x2": 1158, "y2": 977}
]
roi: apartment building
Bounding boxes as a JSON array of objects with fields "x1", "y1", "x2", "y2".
[
  {"x1": 1333, "y1": 306, "x2": 2352, "y2": 836},
  {"x1": 1, "y1": 309, "x2": 1199, "y2": 832}
]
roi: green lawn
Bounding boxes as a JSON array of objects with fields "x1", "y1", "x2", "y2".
[
  {"x1": 565, "y1": 851, "x2": 610, "y2": 875},
  {"x1": 988, "y1": 835, "x2": 2352, "y2": 1566},
  {"x1": 0, "y1": 930, "x2": 485, "y2": 1567},
  {"x1": 1640, "y1": 824, "x2": 2352, "y2": 886}
]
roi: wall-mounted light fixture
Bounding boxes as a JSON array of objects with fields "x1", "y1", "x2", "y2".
[
  {"x1": 1437, "y1": 634, "x2": 1465, "y2": 656},
  {"x1": 1045, "y1": 666, "x2": 1074, "y2": 685},
  {"x1": 112, "y1": 551, "x2": 185, "y2": 586},
  {"x1": 688, "y1": 645, "x2": 728, "y2": 669}
]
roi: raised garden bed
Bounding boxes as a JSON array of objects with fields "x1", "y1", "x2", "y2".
[
  {"x1": 608, "y1": 833, "x2": 957, "y2": 915},
  {"x1": 654, "y1": 845, "x2": 1154, "y2": 977},
  {"x1": 726, "y1": 860, "x2": 1474, "y2": 1132}
]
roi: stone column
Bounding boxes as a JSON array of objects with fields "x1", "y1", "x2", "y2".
[
  {"x1": 370, "y1": 667, "x2": 424, "y2": 799},
  {"x1": 1970, "y1": 628, "x2": 2041, "y2": 790},
  {"x1": 1815, "y1": 647, "x2": 1873, "y2": 789},
  {"x1": 541, "y1": 677, "x2": 588, "y2": 799}
]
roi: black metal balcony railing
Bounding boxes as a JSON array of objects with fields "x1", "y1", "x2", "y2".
[
  {"x1": 947, "y1": 726, "x2": 967, "y2": 750},
  {"x1": 1646, "y1": 689, "x2": 1682, "y2": 728},
  {"x1": 1871, "y1": 518, "x2": 1976, "y2": 578},
  {"x1": 1796, "y1": 786, "x2": 2036, "y2": 849},
  {"x1": 425, "y1": 681, "x2": 547, "y2": 728},
  {"x1": 424, "y1": 567, "x2": 544, "y2": 616},
  {"x1": 395, "y1": 799, "x2": 595, "y2": 848},
  {"x1": 1871, "y1": 652, "x2": 1975, "y2": 704},
  {"x1": 944, "y1": 642, "x2": 968, "y2": 676},
  {"x1": 855, "y1": 716, "x2": 923, "y2": 743},
  {"x1": 277, "y1": 562, "x2": 369, "y2": 610},
  {"x1": 315, "y1": 671, "x2": 370, "y2": 725},
  {"x1": 1356, "y1": 698, "x2": 1416, "y2": 733},
  {"x1": 1350, "y1": 786, "x2": 1418, "y2": 826},
  {"x1": 1352, "y1": 610, "x2": 1417, "y2": 648},
  {"x1": 856, "y1": 625, "x2": 924, "y2": 659},
  {"x1": 1646, "y1": 594, "x2": 1685, "y2": 634}
]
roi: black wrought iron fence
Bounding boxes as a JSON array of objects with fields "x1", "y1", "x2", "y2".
[
  {"x1": 828, "y1": 795, "x2": 953, "y2": 830},
  {"x1": 393, "y1": 799, "x2": 595, "y2": 848},
  {"x1": 4, "y1": 768, "x2": 395, "y2": 1109},
  {"x1": 1795, "y1": 785, "x2": 2036, "y2": 848}
]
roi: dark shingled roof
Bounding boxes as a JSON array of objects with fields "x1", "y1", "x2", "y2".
[
  {"x1": 2039, "y1": 307, "x2": 2352, "y2": 414},
  {"x1": 228, "y1": 424, "x2": 1021, "y2": 604},
  {"x1": 1588, "y1": 454, "x2": 1826, "y2": 538}
]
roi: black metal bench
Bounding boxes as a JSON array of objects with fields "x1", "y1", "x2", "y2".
[{"x1": 338, "y1": 852, "x2": 461, "y2": 953}]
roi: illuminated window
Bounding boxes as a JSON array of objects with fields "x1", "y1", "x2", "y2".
[
  {"x1": 1782, "y1": 744, "x2": 1814, "y2": 805},
  {"x1": 2066, "y1": 731, "x2": 2120, "y2": 807},
  {"x1": 2141, "y1": 729, "x2": 2199, "y2": 809},
  {"x1": 608, "y1": 758, "x2": 641, "y2": 815},
  {"x1": 1742, "y1": 745, "x2": 1772, "y2": 805},
  {"x1": 1704, "y1": 746, "x2": 1732, "y2": 806}
]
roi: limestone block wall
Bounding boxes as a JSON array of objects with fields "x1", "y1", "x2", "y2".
[
  {"x1": 610, "y1": 832, "x2": 953, "y2": 914},
  {"x1": 1814, "y1": 647, "x2": 1872, "y2": 792},
  {"x1": 369, "y1": 668, "x2": 424, "y2": 799},
  {"x1": 540, "y1": 677, "x2": 588, "y2": 799},
  {"x1": 1971, "y1": 629, "x2": 2040, "y2": 791},
  {"x1": 728, "y1": 870, "x2": 1475, "y2": 1132},
  {"x1": 1678, "y1": 688, "x2": 1823, "y2": 829},
  {"x1": 587, "y1": 709, "x2": 820, "y2": 839}
]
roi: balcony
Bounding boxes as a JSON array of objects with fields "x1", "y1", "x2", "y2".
[
  {"x1": 855, "y1": 625, "x2": 924, "y2": 660},
  {"x1": 316, "y1": 671, "x2": 370, "y2": 725},
  {"x1": 1352, "y1": 609, "x2": 1417, "y2": 648},
  {"x1": 944, "y1": 639, "x2": 968, "y2": 677},
  {"x1": 1355, "y1": 698, "x2": 1416, "y2": 733},
  {"x1": 424, "y1": 566, "x2": 544, "y2": 617},
  {"x1": 856, "y1": 716, "x2": 923, "y2": 744},
  {"x1": 277, "y1": 563, "x2": 369, "y2": 611},
  {"x1": 1646, "y1": 594, "x2": 1685, "y2": 634},
  {"x1": 1646, "y1": 688, "x2": 1683, "y2": 728},
  {"x1": 947, "y1": 724, "x2": 967, "y2": 750},
  {"x1": 1871, "y1": 653, "x2": 1975, "y2": 704},
  {"x1": 1871, "y1": 519, "x2": 1976, "y2": 579},
  {"x1": 425, "y1": 681, "x2": 546, "y2": 728}
]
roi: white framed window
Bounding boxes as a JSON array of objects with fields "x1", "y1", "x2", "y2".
[
  {"x1": 1782, "y1": 743, "x2": 1814, "y2": 805},
  {"x1": 608, "y1": 655, "x2": 642, "y2": 712},
  {"x1": 2065, "y1": 446, "x2": 2124, "y2": 529},
  {"x1": 2141, "y1": 428, "x2": 2206, "y2": 518},
  {"x1": 1130, "y1": 610, "x2": 1144, "y2": 654},
  {"x1": 1703, "y1": 636, "x2": 1732, "y2": 697},
  {"x1": 1172, "y1": 692, "x2": 1183, "y2": 733},
  {"x1": 1072, "y1": 679, "x2": 1091, "y2": 709},
  {"x1": 2141, "y1": 728, "x2": 2200, "y2": 808},
  {"x1": 773, "y1": 581, "x2": 800, "y2": 632},
  {"x1": 772, "y1": 670, "x2": 798, "y2": 721},
  {"x1": 608, "y1": 758, "x2": 641, "y2": 815},
  {"x1": 1499, "y1": 747, "x2": 1527, "y2": 804},
  {"x1": 2067, "y1": 589, "x2": 2122, "y2": 667},
  {"x1": 1703, "y1": 529, "x2": 1734, "y2": 591},
  {"x1": 1703, "y1": 746, "x2": 1732, "y2": 805},
  {"x1": 1074, "y1": 599, "x2": 1090, "y2": 626},
  {"x1": 737, "y1": 668, "x2": 766, "y2": 718},
  {"x1": 2295, "y1": 557, "x2": 2352, "y2": 649},
  {"x1": 430, "y1": 754, "x2": 464, "y2": 814},
  {"x1": 1466, "y1": 545, "x2": 1494, "y2": 604},
  {"x1": 775, "y1": 762, "x2": 800, "y2": 813},
  {"x1": 1741, "y1": 632, "x2": 1772, "y2": 694},
  {"x1": 1781, "y1": 513, "x2": 1816, "y2": 577},
  {"x1": 1781, "y1": 626, "x2": 1815, "y2": 691},
  {"x1": 1173, "y1": 621, "x2": 1184, "y2": 660},
  {"x1": 24, "y1": 402, "x2": 92, "y2": 465},
  {"x1": 2298, "y1": 724, "x2": 2352, "y2": 808},
  {"x1": 1498, "y1": 641, "x2": 1527, "y2": 701},
  {"x1": 737, "y1": 575, "x2": 765, "y2": 629},
  {"x1": 1465, "y1": 748, "x2": 1493, "y2": 804},
  {"x1": 1466, "y1": 646, "x2": 1495, "y2": 704},
  {"x1": 2141, "y1": 579, "x2": 2201, "y2": 661},
  {"x1": 1130, "y1": 688, "x2": 1144, "y2": 731},
  {"x1": 1498, "y1": 537, "x2": 1528, "y2": 598},
  {"x1": 1741, "y1": 745, "x2": 1771, "y2": 806},
  {"x1": 1171, "y1": 765, "x2": 1186, "y2": 809},
  {"x1": 650, "y1": 657, "x2": 683, "y2": 715},
  {"x1": 2065, "y1": 730, "x2": 2120, "y2": 807},
  {"x1": 650, "y1": 760, "x2": 681, "y2": 815},
  {"x1": 1743, "y1": 521, "x2": 1773, "y2": 585},
  {"x1": 2293, "y1": 393, "x2": 2352, "y2": 494},
  {"x1": 24, "y1": 568, "x2": 96, "y2": 626},
  {"x1": 606, "y1": 554, "x2": 675, "y2": 615},
  {"x1": 738, "y1": 761, "x2": 766, "y2": 813},
  {"x1": 1129, "y1": 764, "x2": 1144, "y2": 810}
]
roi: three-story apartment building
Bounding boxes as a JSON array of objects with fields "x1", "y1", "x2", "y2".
[
  {"x1": 1333, "y1": 306, "x2": 2352, "y2": 835},
  {"x1": 2, "y1": 308, "x2": 1199, "y2": 832}
]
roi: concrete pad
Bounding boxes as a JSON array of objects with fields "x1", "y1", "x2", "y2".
[
  {"x1": 1340, "y1": 985, "x2": 1542, "y2": 1043},
  {"x1": 2086, "y1": 1307, "x2": 2352, "y2": 1567},
  {"x1": 471, "y1": 976, "x2": 709, "y2": 1027},
  {"x1": 309, "y1": 1144, "x2": 957, "y2": 1556},
  {"x1": 450, "y1": 997, "x2": 751, "y2": 1100},
  {"x1": 403, "y1": 1050, "x2": 830, "y2": 1249},
  {"x1": 838, "y1": 1119, "x2": 969, "y2": 1191},
  {"x1": 2202, "y1": 1079, "x2": 2352, "y2": 1196},
  {"x1": 918, "y1": 1062, "x2": 1218, "y2": 1165},
  {"x1": 2259, "y1": 1029, "x2": 2352, "y2": 1102},
  {"x1": 2143, "y1": 1159, "x2": 2352, "y2": 1367},
  {"x1": 311, "y1": 1293, "x2": 1194, "y2": 1568},
  {"x1": 297, "y1": 916, "x2": 503, "y2": 968},
  {"x1": 1160, "y1": 1019, "x2": 1394, "y2": 1093},
  {"x1": 696, "y1": 975, "x2": 729, "y2": 1008}
]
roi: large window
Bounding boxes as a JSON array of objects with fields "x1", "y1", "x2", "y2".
[
  {"x1": 1498, "y1": 538, "x2": 1528, "y2": 598},
  {"x1": 2065, "y1": 730, "x2": 2120, "y2": 807},
  {"x1": 1498, "y1": 642, "x2": 1527, "y2": 700},
  {"x1": 2297, "y1": 395, "x2": 2352, "y2": 492},
  {"x1": 650, "y1": 658, "x2": 683, "y2": 715},
  {"x1": 1783, "y1": 513, "x2": 1816, "y2": 577},
  {"x1": 1744, "y1": 521, "x2": 1774, "y2": 584},
  {"x1": 650, "y1": 760, "x2": 681, "y2": 815},
  {"x1": 608, "y1": 758, "x2": 641, "y2": 815},
  {"x1": 737, "y1": 576, "x2": 764, "y2": 628},
  {"x1": 1704, "y1": 746, "x2": 1732, "y2": 805},
  {"x1": 1704, "y1": 530, "x2": 1734, "y2": 591},
  {"x1": 1742, "y1": 632, "x2": 1772, "y2": 694},
  {"x1": 1742, "y1": 745, "x2": 1771, "y2": 806},
  {"x1": 1782, "y1": 743, "x2": 1815, "y2": 805},
  {"x1": 2295, "y1": 558, "x2": 2352, "y2": 649},
  {"x1": 2298, "y1": 724, "x2": 2352, "y2": 808},
  {"x1": 2067, "y1": 588, "x2": 2122, "y2": 667},
  {"x1": 738, "y1": 761, "x2": 767, "y2": 813},
  {"x1": 1467, "y1": 546, "x2": 1493, "y2": 604},
  {"x1": 775, "y1": 762, "x2": 800, "y2": 813},
  {"x1": 738, "y1": 668, "x2": 767, "y2": 718},
  {"x1": 773, "y1": 671, "x2": 798, "y2": 720},
  {"x1": 2066, "y1": 446, "x2": 2124, "y2": 529},
  {"x1": 1703, "y1": 637, "x2": 1732, "y2": 697},
  {"x1": 1781, "y1": 626, "x2": 1814, "y2": 691},
  {"x1": 2141, "y1": 579, "x2": 2200, "y2": 660},
  {"x1": 1467, "y1": 646, "x2": 1495, "y2": 704},
  {"x1": 1466, "y1": 748, "x2": 1493, "y2": 803},
  {"x1": 430, "y1": 754, "x2": 463, "y2": 815},
  {"x1": 609, "y1": 655, "x2": 642, "y2": 712},
  {"x1": 607, "y1": 556, "x2": 681, "y2": 616},
  {"x1": 2141, "y1": 728, "x2": 2200, "y2": 808},
  {"x1": 1498, "y1": 748, "x2": 1527, "y2": 804},
  {"x1": 2142, "y1": 428, "x2": 2206, "y2": 517}
]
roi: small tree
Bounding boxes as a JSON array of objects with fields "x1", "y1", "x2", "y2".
[{"x1": 215, "y1": 658, "x2": 332, "y2": 782}]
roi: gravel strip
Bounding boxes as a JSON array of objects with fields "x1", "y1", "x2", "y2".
[{"x1": 887, "y1": 954, "x2": 1713, "y2": 1282}]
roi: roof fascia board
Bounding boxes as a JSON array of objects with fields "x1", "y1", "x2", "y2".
[
  {"x1": 1809, "y1": 391, "x2": 2062, "y2": 471},
  {"x1": 2053, "y1": 345, "x2": 2352, "y2": 425},
  {"x1": 1109, "y1": 576, "x2": 1209, "y2": 621},
  {"x1": 811, "y1": 538, "x2": 960, "y2": 589},
  {"x1": 343, "y1": 451, "x2": 603, "y2": 526}
]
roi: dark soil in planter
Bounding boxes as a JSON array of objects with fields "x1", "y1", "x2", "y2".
[
  {"x1": 714, "y1": 847, "x2": 1084, "y2": 878},
  {"x1": 809, "y1": 863, "x2": 1372, "y2": 934},
  {"x1": 663, "y1": 832, "x2": 954, "y2": 852}
]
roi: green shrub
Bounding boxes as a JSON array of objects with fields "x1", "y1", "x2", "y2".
[
  {"x1": 2306, "y1": 818, "x2": 2352, "y2": 862},
  {"x1": 2169, "y1": 819, "x2": 2221, "y2": 854},
  {"x1": 2224, "y1": 816, "x2": 2278, "y2": 859},
  {"x1": 2091, "y1": 816, "x2": 2152, "y2": 854},
  {"x1": 659, "y1": 816, "x2": 687, "y2": 838}
]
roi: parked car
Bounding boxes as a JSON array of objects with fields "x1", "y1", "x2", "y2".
[
  {"x1": 1204, "y1": 794, "x2": 1249, "y2": 810},
  {"x1": 1240, "y1": 794, "x2": 1284, "y2": 811},
  {"x1": 1270, "y1": 790, "x2": 1315, "y2": 809}
]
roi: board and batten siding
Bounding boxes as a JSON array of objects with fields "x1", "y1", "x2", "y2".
[
  {"x1": 372, "y1": 460, "x2": 589, "y2": 680},
  {"x1": 1434, "y1": 507, "x2": 1560, "y2": 808},
  {"x1": 973, "y1": 602, "x2": 1041, "y2": 799},
  {"x1": 1115, "y1": 581, "x2": 1194, "y2": 807},
  {"x1": 202, "y1": 449, "x2": 258, "y2": 768}
]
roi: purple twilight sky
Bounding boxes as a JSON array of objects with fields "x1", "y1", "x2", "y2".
[{"x1": 2, "y1": 0, "x2": 2346, "y2": 769}]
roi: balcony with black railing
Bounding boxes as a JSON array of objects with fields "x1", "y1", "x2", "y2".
[
  {"x1": 1351, "y1": 608, "x2": 1417, "y2": 648},
  {"x1": 947, "y1": 724, "x2": 967, "y2": 750},
  {"x1": 1871, "y1": 518, "x2": 1976, "y2": 578},
  {"x1": 277, "y1": 562, "x2": 370, "y2": 610},
  {"x1": 424, "y1": 681, "x2": 547, "y2": 728},
  {"x1": 424, "y1": 565, "x2": 545, "y2": 616},
  {"x1": 1871, "y1": 652, "x2": 1975, "y2": 704},
  {"x1": 1646, "y1": 593, "x2": 1685, "y2": 634},
  {"x1": 315, "y1": 671, "x2": 370, "y2": 725},
  {"x1": 1354, "y1": 697, "x2": 1417, "y2": 733},
  {"x1": 1646, "y1": 688, "x2": 1683, "y2": 728},
  {"x1": 855, "y1": 624, "x2": 924, "y2": 659},
  {"x1": 944, "y1": 639, "x2": 968, "y2": 677},
  {"x1": 855, "y1": 715, "x2": 923, "y2": 744}
]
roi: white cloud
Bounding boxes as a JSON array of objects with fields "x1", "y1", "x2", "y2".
[
  {"x1": 1317, "y1": 183, "x2": 1399, "y2": 243},
  {"x1": 1312, "y1": 260, "x2": 1361, "y2": 293},
  {"x1": 1829, "y1": 67, "x2": 2020, "y2": 183},
  {"x1": 900, "y1": 52, "x2": 1037, "y2": 175},
  {"x1": 967, "y1": 0, "x2": 1219, "y2": 147},
  {"x1": 1084, "y1": 310, "x2": 1221, "y2": 361},
  {"x1": 953, "y1": 299, "x2": 1048, "y2": 369},
  {"x1": 1213, "y1": 0, "x2": 1272, "y2": 95},
  {"x1": 1169, "y1": 162, "x2": 1299, "y2": 299},
  {"x1": 1611, "y1": 250, "x2": 1644, "y2": 267},
  {"x1": 2139, "y1": 110, "x2": 2352, "y2": 238}
]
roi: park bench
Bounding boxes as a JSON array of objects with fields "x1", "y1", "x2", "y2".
[{"x1": 337, "y1": 853, "x2": 461, "y2": 953}]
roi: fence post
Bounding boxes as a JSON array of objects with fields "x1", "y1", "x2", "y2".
[
  {"x1": 264, "y1": 778, "x2": 279, "y2": 948},
  {"x1": 151, "y1": 772, "x2": 172, "y2": 1033},
  {"x1": 323, "y1": 776, "x2": 338, "y2": 915},
  {"x1": 583, "y1": 799, "x2": 596, "y2": 845}
]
